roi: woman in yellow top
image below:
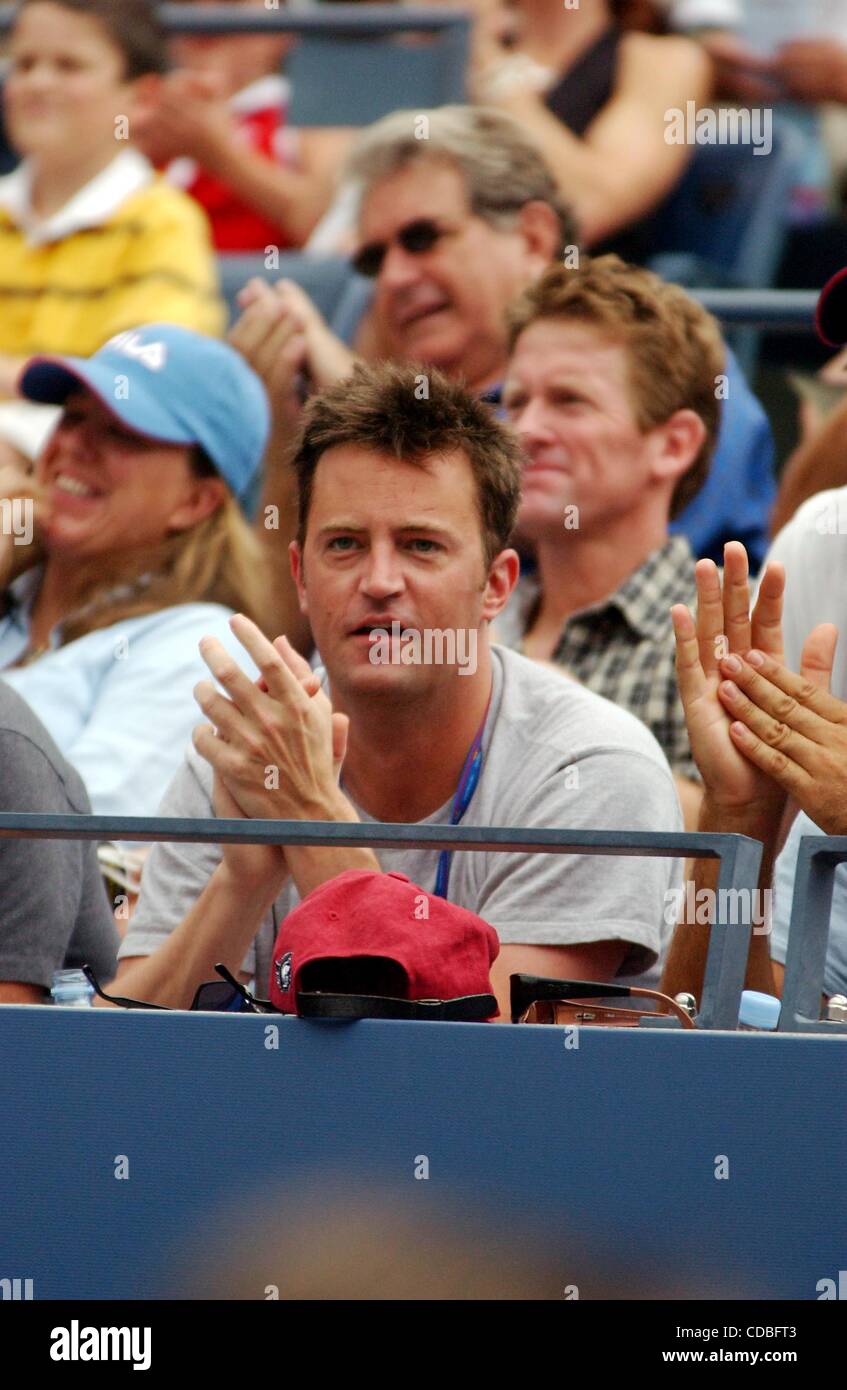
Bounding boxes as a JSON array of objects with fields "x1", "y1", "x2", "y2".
[{"x1": 0, "y1": 0, "x2": 225, "y2": 412}]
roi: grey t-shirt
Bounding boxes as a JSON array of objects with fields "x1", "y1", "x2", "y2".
[
  {"x1": 0, "y1": 680, "x2": 119, "y2": 991},
  {"x1": 122, "y1": 646, "x2": 683, "y2": 992}
]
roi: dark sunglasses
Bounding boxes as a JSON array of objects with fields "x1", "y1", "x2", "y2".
[
  {"x1": 81, "y1": 963, "x2": 281, "y2": 1014},
  {"x1": 352, "y1": 217, "x2": 446, "y2": 278},
  {"x1": 510, "y1": 974, "x2": 697, "y2": 1028}
]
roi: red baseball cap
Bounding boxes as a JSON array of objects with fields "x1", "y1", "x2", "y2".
[
  {"x1": 270, "y1": 870, "x2": 500, "y2": 1019},
  {"x1": 816, "y1": 266, "x2": 847, "y2": 347}
]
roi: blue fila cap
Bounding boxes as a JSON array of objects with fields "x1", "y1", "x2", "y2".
[{"x1": 19, "y1": 324, "x2": 270, "y2": 510}]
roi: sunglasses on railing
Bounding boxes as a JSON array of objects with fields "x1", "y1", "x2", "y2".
[
  {"x1": 510, "y1": 974, "x2": 697, "y2": 1028},
  {"x1": 81, "y1": 963, "x2": 281, "y2": 1014}
]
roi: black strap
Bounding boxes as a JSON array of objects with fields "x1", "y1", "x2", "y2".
[
  {"x1": 296, "y1": 991, "x2": 497, "y2": 1022},
  {"x1": 510, "y1": 972, "x2": 633, "y2": 1023}
]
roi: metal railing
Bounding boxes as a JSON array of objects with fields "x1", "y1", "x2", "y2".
[
  {"x1": 0, "y1": 3, "x2": 472, "y2": 35},
  {"x1": 780, "y1": 835, "x2": 847, "y2": 1032},
  {"x1": 0, "y1": 813, "x2": 762, "y2": 1030},
  {"x1": 692, "y1": 288, "x2": 817, "y2": 330},
  {"x1": 216, "y1": 251, "x2": 821, "y2": 333}
]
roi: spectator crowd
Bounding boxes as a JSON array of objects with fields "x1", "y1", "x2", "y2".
[{"x1": 3, "y1": 0, "x2": 847, "y2": 1028}]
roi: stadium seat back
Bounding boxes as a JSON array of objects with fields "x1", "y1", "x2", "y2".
[
  {"x1": 286, "y1": 29, "x2": 468, "y2": 127},
  {"x1": 218, "y1": 252, "x2": 372, "y2": 344},
  {"x1": 647, "y1": 118, "x2": 803, "y2": 288},
  {"x1": 647, "y1": 118, "x2": 804, "y2": 376}
]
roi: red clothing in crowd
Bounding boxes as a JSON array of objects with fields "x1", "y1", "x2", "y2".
[{"x1": 165, "y1": 74, "x2": 298, "y2": 252}]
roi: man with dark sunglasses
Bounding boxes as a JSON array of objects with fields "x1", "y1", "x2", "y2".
[
  {"x1": 233, "y1": 105, "x2": 775, "y2": 665},
  {"x1": 351, "y1": 215, "x2": 450, "y2": 280},
  {"x1": 235, "y1": 107, "x2": 568, "y2": 407}
]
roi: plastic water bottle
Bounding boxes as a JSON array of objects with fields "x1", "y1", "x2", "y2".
[
  {"x1": 826, "y1": 995, "x2": 847, "y2": 1023},
  {"x1": 51, "y1": 969, "x2": 93, "y2": 1007},
  {"x1": 738, "y1": 990, "x2": 780, "y2": 1032}
]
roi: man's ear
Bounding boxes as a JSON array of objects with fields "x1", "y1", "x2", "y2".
[
  {"x1": 651, "y1": 408, "x2": 707, "y2": 487},
  {"x1": 290, "y1": 540, "x2": 308, "y2": 616},
  {"x1": 481, "y1": 547, "x2": 521, "y2": 624},
  {"x1": 516, "y1": 200, "x2": 566, "y2": 272}
]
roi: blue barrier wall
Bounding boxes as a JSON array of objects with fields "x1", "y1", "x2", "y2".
[{"x1": 2, "y1": 1007, "x2": 845, "y2": 1299}]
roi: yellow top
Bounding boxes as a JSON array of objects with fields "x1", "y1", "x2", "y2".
[{"x1": 0, "y1": 169, "x2": 226, "y2": 356}]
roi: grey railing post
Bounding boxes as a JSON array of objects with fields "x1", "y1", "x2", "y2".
[{"x1": 779, "y1": 835, "x2": 847, "y2": 1033}]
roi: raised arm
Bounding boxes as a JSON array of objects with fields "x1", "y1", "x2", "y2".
[
  {"x1": 662, "y1": 542, "x2": 838, "y2": 1001},
  {"x1": 134, "y1": 70, "x2": 354, "y2": 246},
  {"x1": 661, "y1": 543, "x2": 788, "y2": 1000},
  {"x1": 476, "y1": 32, "x2": 712, "y2": 246}
]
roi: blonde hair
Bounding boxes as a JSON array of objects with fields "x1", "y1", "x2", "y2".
[
  {"x1": 57, "y1": 496, "x2": 272, "y2": 645},
  {"x1": 507, "y1": 255, "x2": 725, "y2": 519}
]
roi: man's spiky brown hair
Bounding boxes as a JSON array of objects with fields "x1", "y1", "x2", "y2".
[{"x1": 291, "y1": 361, "x2": 522, "y2": 568}]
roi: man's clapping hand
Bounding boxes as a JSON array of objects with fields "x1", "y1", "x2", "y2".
[
  {"x1": 713, "y1": 632, "x2": 846, "y2": 835},
  {"x1": 132, "y1": 69, "x2": 237, "y2": 170},
  {"x1": 672, "y1": 542, "x2": 791, "y2": 824},
  {"x1": 193, "y1": 618, "x2": 350, "y2": 874},
  {"x1": 673, "y1": 541, "x2": 838, "y2": 836},
  {"x1": 229, "y1": 277, "x2": 357, "y2": 429}
]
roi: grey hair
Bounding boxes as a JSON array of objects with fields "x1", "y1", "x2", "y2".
[{"x1": 344, "y1": 105, "x2": 578, "y2": 256}]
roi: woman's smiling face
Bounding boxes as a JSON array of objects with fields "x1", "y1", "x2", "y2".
[{"x1": 37, "y1": 390, "x2": 224, "y2": 559}]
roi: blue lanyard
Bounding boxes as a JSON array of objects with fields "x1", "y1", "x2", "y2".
[{"x1": 433, "y1": 696, "x2": 491, "y2": 900}]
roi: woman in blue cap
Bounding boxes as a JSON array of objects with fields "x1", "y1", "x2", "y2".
[{"x1": 0, "y1": 323, "x2": 271, "y2": 820}]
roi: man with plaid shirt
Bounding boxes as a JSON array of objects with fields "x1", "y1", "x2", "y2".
[{"x1": 495, "y1": 255, "x2": 725, "y2": 828}]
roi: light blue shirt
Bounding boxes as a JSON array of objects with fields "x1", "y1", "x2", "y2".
[
  {"x1": 772, "y1": 811, "x2": 847, "y2": 999},
  {"x1": 0, "y1": 569, "x2": 256, "y2": 817}
]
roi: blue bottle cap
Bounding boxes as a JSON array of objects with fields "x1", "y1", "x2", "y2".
[{"x1": 738, "y1": 989, "x2": 781, "y2": 1030}]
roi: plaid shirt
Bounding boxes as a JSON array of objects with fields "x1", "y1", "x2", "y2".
[{"x1": 496, "y1": 536, "x2": 700, "y2": 780}]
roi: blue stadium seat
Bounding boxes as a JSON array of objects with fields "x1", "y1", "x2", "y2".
[
  {"x1": 217, "y1": 252, "x2": 372, "y2": 345},
  {"x1": 286, "y1": 27, "x2": 468, "y2": 128},
  {"x1": 647, "y1": 118, "x2": 804, "y2": 376}
]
